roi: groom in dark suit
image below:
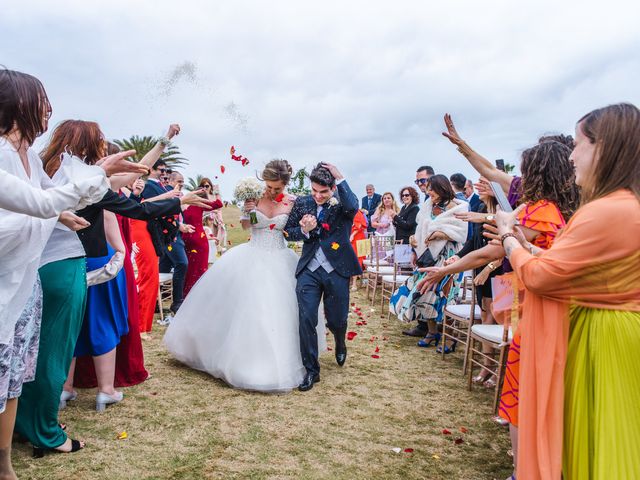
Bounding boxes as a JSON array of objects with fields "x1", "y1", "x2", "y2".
[{"x1": 285, "y1": 163, "x2": 363, "y2": 391}]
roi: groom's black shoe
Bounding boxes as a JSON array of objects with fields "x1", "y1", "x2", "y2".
[
  {"x1": 335, "y1": 333, "x2": 347, "y2": 367},
  {"x1": 298, "y1": 373, "x2": 320, "y2": 392}
]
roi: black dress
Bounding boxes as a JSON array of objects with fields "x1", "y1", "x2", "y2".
[{"x1": 392, "y1": 203, "x2": 419, "y2": 244}]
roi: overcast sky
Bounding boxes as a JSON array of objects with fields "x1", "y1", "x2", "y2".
[{"x1": 3, "y1": 0, "x2": 639, "y2": 199}]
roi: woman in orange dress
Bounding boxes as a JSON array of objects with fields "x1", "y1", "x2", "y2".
[
  {"x1": 497, "y1": 103, "x2": 640, "y2": 480},
  {"x1": 350, "y1": 209, "x2": 368, "y2": 290},
  {"x1": 417, "y1": 139, "x2": 579, "y2": 477}
]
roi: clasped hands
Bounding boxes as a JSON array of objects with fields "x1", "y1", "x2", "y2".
[{"x1": 300, "y1": 214, "x2": 318, "y2": 234}]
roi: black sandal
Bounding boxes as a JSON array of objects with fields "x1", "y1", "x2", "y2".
[{"x1": 33, "y1": 439, "x2": 84, "y2": 458}]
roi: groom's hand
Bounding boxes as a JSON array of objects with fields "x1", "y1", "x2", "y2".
[
  {"x1": 300, "y1": 214, "x2": 317, "y2": 234},
  {"x1": 321, "y1": 162, "x2": 344, "y2": 181}
]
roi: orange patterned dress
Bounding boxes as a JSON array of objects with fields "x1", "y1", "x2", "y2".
[{"x1": 498, "y1": 200, "x2": 566, "y2": 425}]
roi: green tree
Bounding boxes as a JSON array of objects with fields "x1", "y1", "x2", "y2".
[
  {"x1": 504, "y1": 163, "x2": 516, "y2": 174},
  {"x1": 185, "y1": 174, "x2": 205, "y2": 191},
  {"x1": 288, "y1": 167, "x2": 311, "y2": 196},
  {"x1": 113, "y1": 135, "x2": 188, "y2": 168}
]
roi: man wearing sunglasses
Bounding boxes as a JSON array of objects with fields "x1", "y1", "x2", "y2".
[{"x1": 414, "y1": 165, "x2": 434, "y2": 201}]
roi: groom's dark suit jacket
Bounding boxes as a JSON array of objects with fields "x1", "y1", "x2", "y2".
[{"x1": 285, "y1": 181, "x2": 363, "y2": 278}]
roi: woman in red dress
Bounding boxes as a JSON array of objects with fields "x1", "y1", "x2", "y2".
[
  {"x1": 182, "y1": 178, "x2": 222, "y2": 296},
  {"x1": 74, "y1": 204, "x2": 149, "y2": 388},
  {"x1": 349, "y1": 209, "x2": 368, "y2": 290}
]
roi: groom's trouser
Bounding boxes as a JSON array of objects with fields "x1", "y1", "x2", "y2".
[{"x1": 296, "y1": 266, "x2": 350, "y2": 376}]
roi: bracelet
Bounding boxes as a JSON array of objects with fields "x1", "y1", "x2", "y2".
[
  {"x1": 487, "y1": 262, "x2": 496, "y2": 271},
  {"x1": 500, "y1": 232, "x2": 517, "y2": 245},
  {"x1": 158, "y1": 136, "x2": 172, "y2": 147}
]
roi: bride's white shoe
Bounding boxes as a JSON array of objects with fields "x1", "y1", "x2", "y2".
[{"x1": 96, "y1": 391, "x2": 123, "y2": 412}]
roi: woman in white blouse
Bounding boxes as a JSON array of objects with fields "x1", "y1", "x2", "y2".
[{"x1": 0, "y1": 68, "x2": 144, "y2": 474}]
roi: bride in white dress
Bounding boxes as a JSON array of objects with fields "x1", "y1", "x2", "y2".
[{"x1": 164, "y1": 160, "x2": 325, "y2": 392}]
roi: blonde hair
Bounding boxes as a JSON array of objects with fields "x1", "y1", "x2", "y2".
[{"x1": 375, "y1": 192, "x2": 400, "y2": 216}]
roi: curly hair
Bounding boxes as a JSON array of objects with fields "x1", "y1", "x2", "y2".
[
  {"x1": 519, "y1": 141, "x2": 580, "y2": 221},
  {"x1": 538, "y1": 133, "x2": 574, "y2": 149},
  {"x1": 399, "y1": 186, "x2": 420, "y2": 205}
]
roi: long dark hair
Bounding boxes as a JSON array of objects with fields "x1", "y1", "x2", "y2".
[
  {"x1": 578, "y1": 103, "x2": 640, "y2": 203},
  {"x1": 427, "y1": 174, "x2": 455, "y2": 204},
  {"x1": 0, "y1": 69, "x2": 52, "y2": 147},
  {"x1": 519, "y1": 141, "x2": 580, "y2": 221}
]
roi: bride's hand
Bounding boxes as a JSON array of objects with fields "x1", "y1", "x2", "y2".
[{"x1": 243, "y1": 200, "x2": 256, "y2": 213}]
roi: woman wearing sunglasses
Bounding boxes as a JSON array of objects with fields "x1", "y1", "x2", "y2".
[{"x1": 392, "y1": 186, "x2": 420, "y2": 244}]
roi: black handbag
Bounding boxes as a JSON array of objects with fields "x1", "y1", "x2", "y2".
[{"x1": 416, "y1": 248, "x2": 437, "y2": 268}]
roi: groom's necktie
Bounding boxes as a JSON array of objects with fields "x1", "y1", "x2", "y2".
[{"x1": 317, "y1": 204, "x2": 326, "y2": 223}]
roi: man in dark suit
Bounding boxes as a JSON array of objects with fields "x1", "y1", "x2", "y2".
[
  {"x1": 284, "y1": 163, "x2": 362, "y2": 391},
  {"x1": 361, "y1": 184, "x2": 382, "y2": 232},
  {"x1": 464, "y1": 179, "x2": 481, "y2": 211}
]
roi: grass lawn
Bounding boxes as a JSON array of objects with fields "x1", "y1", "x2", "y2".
[{"x1": 13, "y1": 213, "x2": 514, "y2": 479}]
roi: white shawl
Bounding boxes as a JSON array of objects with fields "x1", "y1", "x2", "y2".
[
  {"x1": 0, "y1": 139, "x2": 108, "y2": 344},
  {"x1": 414, "y1": 198, "x2": 468, "y2": 258}
]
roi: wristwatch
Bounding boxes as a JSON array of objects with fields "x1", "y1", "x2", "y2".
[{"x1": 485, "y1": 214, "x2": 495, "y2": 221}]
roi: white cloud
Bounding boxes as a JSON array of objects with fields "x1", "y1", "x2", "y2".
[{"x1": 3, "y1": 0, "x2": 639, "y2": 198}]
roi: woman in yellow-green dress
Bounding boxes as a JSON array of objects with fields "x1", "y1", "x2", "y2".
[{"x1": 497, "y1": 103, "x2": 640, "y2": 479}]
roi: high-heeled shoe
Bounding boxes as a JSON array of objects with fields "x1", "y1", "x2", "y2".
[
  {"x1": 472, "y1": 371, "x2": 492, "y2": 384},
  {"x1": 33, "y1": 439, "x2": 84, "y2": 458},
  {"x1": 436, "y1": 340, "x2": 458, "y2": 354},
  {"x1": 417, "y1": 332, "x2": 441, "y2": 348},
  {"x1": 96, "y1": 391, "x2": 123, "y2": 412},
  {"x1": 59, "y1": 389, "x2": 78, "y2": 410}
]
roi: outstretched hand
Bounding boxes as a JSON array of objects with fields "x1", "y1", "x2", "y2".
[
  {"x1": 416, "y1": 266, "x2": 447, "y2": 294},
  {"x1": 98, "y1": 149, "x2": 147, "y2": 176},
  {"x1": 442, "y1": 113, "x2": 464, "y2": 147}
]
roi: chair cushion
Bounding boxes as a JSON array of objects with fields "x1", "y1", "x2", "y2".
[
  {"x1": 444, "y1": 304, "x2": 481, "y2": 320},
  {"x1": 471, "y1": 324, "x2": 513, "y2": 344},
  {"x1": 363, "y1": 259, "x2": 390, "y2": 267},
  {"x1": 159, "y1": 273, "x2": 173, "y2": 283},
  {"x1": 382, "y1": 274, "x2": 410, "y2": 284},
  {"x1": 366, "y1": 266, "x2": 395, "y2": 275}
]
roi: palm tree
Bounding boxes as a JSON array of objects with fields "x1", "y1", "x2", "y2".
[
  {"x1": 504, "y1": 163, "x2": 516, "y2": 174},
  {"x1": 288, "y1": 167, "x2": 311, "y2": 196},
  {"x1": 185, "y1": 174, "x2": 205, "y2": 191},
  {"x1": 113, "y1": 135, "x2": 188, "y2": 168}
]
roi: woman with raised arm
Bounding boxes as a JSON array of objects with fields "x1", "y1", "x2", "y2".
[
  {"x1": 496, "y1": 104, "x2": 640, "y2": 480},
  {"x1": 419, "y1": 127, "x2": 580, "y2": 478}
]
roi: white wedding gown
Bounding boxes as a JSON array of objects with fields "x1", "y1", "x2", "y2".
[{"x1": 163, "y1": 210, "x2": 326, "y2": 392}]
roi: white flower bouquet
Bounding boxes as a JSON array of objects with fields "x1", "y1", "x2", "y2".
[{"x1": 234, "y1": 177, "x2": 265, "y2": 224}]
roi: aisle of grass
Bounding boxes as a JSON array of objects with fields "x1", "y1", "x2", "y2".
[{"x1": 13, "y1": 212, "x2": 513, "y2": 479}]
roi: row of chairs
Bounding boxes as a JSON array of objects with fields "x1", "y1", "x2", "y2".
[{"x1": 363, "y1": 234, "x2": 514, "y2": 414}]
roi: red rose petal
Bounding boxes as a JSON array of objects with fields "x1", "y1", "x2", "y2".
[
  {"x1": 321, "y1": 223, "x2": 330, "y2": 231},
  {"x1": 371, "y1": 354, "x2": 380, "y2": 359},
  {"x1": 346, "y1": 331, "x2": 357, "y2": 340},
  {"x1": 442, "y1": 429, "x2": 452, "y2": 435},
  {"x1": 230, "y1": 145, "x2": 235, "y2": 155},
  {"x1": 374, "y1": 346, "x2": 380, "y2": 353},
  {"x1": 355, "y1": 321, "x2": 363, "y2": 326},
  {"x1": 269, "y1": 224, "x2": 276, "y2": 230},
  {"x1": 455, "y1": 438, "x2": 464, "y2": 445},
  {"x1": 220, "y1": 165, "x2": 226, "y2": 174},
  {"x1": 275, "y1": 193, "x2": 285, "y2": 202},
  {"x1": 403, "y1": 448, "x2": 414, "y2": 453}
]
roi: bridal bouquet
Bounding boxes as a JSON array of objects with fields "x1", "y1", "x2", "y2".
[{"x1": 234, "y1": 177, "x2": 264, "y2": 224}]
